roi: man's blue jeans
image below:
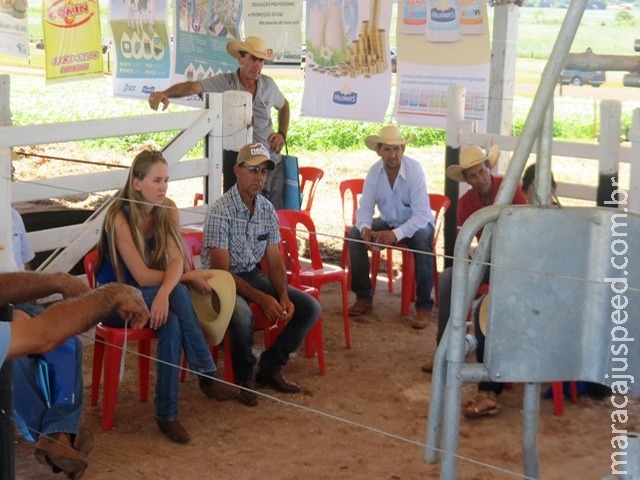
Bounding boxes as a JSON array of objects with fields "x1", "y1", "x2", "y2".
[
  {"x1": 229, "y1": 268, "x2": 320, "y2": 383},
  {"x1": 103, "y1": 283, "x2": 215, "y2": 422},
  {"x1": 13, "y1": 335, "x2": 83, "y2": 440},
  {"x1": 347, "y1": 219, "x2": 435, "y2": 311}
]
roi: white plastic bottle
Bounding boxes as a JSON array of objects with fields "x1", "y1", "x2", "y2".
[
  {"x1": 425, "y1": 0, "x2": 460, "y2": 43},
  {"x1": 401, "y1": 0, "x2": 427, "y2": 35},
  {"x1": 459, "y1": 0, "x2": 484, "y2": 35}
]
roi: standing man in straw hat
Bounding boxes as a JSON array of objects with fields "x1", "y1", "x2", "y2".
[
  {"x1": 347, "y1": 125, "x2": 435, "y2": 329},
  {"x1": 420, "y1": 144, "x2": 526, "y2": 373},
  {"x1": 201, "y1": 142, "x2": 320, "y2": 407},
  {"x1": 148, "y1": 36, "x2": 290, "y2": 209}
]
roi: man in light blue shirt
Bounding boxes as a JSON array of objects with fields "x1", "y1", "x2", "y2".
[{"x1": 347, "y1": 125, "x2": 435, "y2": 329}]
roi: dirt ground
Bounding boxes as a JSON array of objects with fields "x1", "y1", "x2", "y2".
[
  {"x1": 12, "y1": 276, "x2": 639, "y2": 480},
  {"x1": 8, "y1": 137, "x2": 640, "y2": 479}
]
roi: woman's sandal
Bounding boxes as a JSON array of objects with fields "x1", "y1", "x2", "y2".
[{"x1": 462, "y1": 392, "x2": 499, "y2": 419}]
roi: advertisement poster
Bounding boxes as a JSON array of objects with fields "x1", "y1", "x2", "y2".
[
  {"x1": 110, "y1": 0, "x2": 171, "y2": 99},
  {"x1": 171, "y1": 0, "x2": 242, "y2": 106},
  {"x1": 392, "y1": 0, "x2": 490, "y2": 130},
  {"x1": 0, "y1": 0, "x2": 28, "y2": 58},
  {"x1": 42, "y1": 0, "x2": 104, "y2": 81},
  {"x1": 301, "y1": 0, "x2": 393, "y2": 122},
  {"x1": 243, "y1": 0, "x2": 303, "y2": 65}
]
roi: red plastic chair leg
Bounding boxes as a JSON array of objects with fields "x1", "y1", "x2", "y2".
[
  {"x1": 90, "y1": 333, "x2": 106, "y2": 407},
  {"x1": 370, "y1": 250, "x2": 380, "y2": 293},
  {"x1": 400, "y1": 250, "x2": 415, "y2": 316},
  {"x1": 340, "y1": 278, "x2": 351, "y2": 349},
  {"x1": 552, "y1": 381, "x2": 564, "y2": 416},
  {"x1": 137, "y1": 339, "x2": 152, "y2": 403},
  {"x1": 101, "y1": 339, "x2": 125, "y2": 431},
  {"x1": 569, "y1": 381, "x2": 579, "y2": 404},
  {"x1": 386, "y1": 249, "x2": 394, "y2": 293}
]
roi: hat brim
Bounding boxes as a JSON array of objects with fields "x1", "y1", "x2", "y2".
[
  {"x1": 446, "y1": 145, "x2": 501, "y2": 182},
  {"x1": 226, "y1": 40, "x2": 270, "y2": 61},
  {"x1": 364, "y1": 133, "x2": 415, "y2": 151},
  {"x1": 478, "y1": 294, "x2": 489, "y2": 335},
  {"x1": 189, "y1": 270, "x2": 236, "y2": 346}
]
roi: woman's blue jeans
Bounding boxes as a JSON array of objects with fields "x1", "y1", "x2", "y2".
[{"x1": 103, "y1": 283, "x2": 215, "y2": 422}]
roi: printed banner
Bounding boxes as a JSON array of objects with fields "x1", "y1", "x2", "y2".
[
  {"x1": 42, "y1": 0, "x2": 104, "y2": 81},
  {"x1": 110, "y1": 0, "x2": 171, "y2": 99},
  {"x1": 0, "y1": 0, "x2": 29, "y2": 58},
  {"x1": 301, "y1": 0, "x2": 393, "y2": 122},
  {"x1": 243, "y1": 0, "x2": 303, "y2": 65},
  {"x1": 170, "y1": 0, "x2": 242, "y2": 106},
  {"x1": 392, "y1": 0, "x2": 490, "y2": 130}
]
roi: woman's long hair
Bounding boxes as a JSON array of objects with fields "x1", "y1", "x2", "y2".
[{"x1": 99, "y1": 149, "x2": 187, "y2": 283}]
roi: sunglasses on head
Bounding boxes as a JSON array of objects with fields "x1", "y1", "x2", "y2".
[{"x1": 241, "y1": 164, "x2": 269, "y2": 175}]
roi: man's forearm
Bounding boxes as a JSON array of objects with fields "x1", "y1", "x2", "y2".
[
  {"x1": 162, "y1": 81, "x2": 201, "y2": 99},
  {"x1": 7, "y1": 284, "x2": 146, "y2": 359},
  {"x1": 0, "y1": 272, "x2": 88, "y2": 307}
]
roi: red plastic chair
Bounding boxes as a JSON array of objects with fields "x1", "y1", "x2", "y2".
[
  {"x1": 551, "y1": 381, "x2": 579, "y2": 416},
  {"x1": 277, "y1": 209, "x2": 350, "y2": 349},
  {"x1": 338, "y1": 178, "x2": 365, "y2": 272},
  {"x1": 276, "y1": 223, "x2": 326, "y2": 374},
  {"x1": 370, "y1": 193, "x2": 452, "y2": 315},
  {"x1": 84, "y1": 249, "x2": 157, "y2": 431},
  {"x1": 298, "y1": 166, "x2": 324, "y2": 216}
]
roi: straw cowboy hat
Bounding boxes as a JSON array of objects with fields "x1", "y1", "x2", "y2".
[
  {"x1": 364, "y1": 125, "x2": 415, "y2": 151},
  {"x1": 226, "y1": 36, "x2": 272, "y2": 61},
  {"x1": 478, "y1": 294, "x2": 489, "y2": 335},
  {"x1": 189, "y1": 270, "x2": 237, "y2": 346},
  {"x1": 446, "y1": 145, "x2": 501, "y2": 182}
]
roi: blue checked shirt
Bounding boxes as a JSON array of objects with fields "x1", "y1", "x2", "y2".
[{"x1": 201, "y1": 185, "x2": 280, "y2": 273}]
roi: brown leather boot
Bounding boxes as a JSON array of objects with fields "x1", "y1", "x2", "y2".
[
  {"x1": 199, "y1": 371, "x2": 240, "y2": 401},
  {"x1": 34, "y1": 432, "x2": 88, "y2": 474},
  {"x1": 156, "y1": 419, "x2": 191, "y2": 444}
]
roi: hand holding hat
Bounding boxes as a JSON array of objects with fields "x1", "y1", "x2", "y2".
[{"x1": 189, "y1": 270, "x2": 237, "y2": 346}]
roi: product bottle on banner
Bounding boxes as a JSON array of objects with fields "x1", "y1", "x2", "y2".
[
  {"x1": 401, "y1": 0, "x2": 427, "y2": 35},
  {"x1": 459, "y1": 0, "x2": 484, "y2": 35},
  {"x1": 425, "y1": 0, "x2": 460, "y2": 43}
]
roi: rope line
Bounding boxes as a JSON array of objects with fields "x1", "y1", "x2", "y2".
[{"x1": 2, "y1": 330, "x2": 542, "y2": 480}]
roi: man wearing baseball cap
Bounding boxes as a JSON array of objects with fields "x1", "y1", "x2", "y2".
[
  {"x1": 201, "y1": 143, "x2": 320, "y2": 407},
  {"x1": 148, "y1": 36, "x2": 290, "y2": 209}
]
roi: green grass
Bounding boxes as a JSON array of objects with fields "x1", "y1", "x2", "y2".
[{"x1": 4, "y1": 4, "x2": 640, "y2": 151}]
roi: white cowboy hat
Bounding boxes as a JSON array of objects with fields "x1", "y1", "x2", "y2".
[
  {"x1": 364, "y1": 125, "x2": 415, "y2": 151},
  {"x1": 226, "y1": 36, "x2": 272, "y2": 61},
  {"x1": 446, "y1": 145, "x2": 501, "y2": 183},
  {"x1": 189, "y1": 270, "x2": 236, "y2": 346}
]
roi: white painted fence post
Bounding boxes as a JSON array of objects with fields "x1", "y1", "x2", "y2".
[
  {"x1": 443, "y1": 85, "x2": 466, "y2": 270},
  {"x1": 204, "y1": 91, "x2": 252, "y2": 204},
  {"x1": 0, "y1": 74, "x2": 16, "y2": 272},
  {"x1": 597, "y1": 100, "x2": 621, "y2": 207},
  {"x1": 627, "y1": 109, "x2": 640, "y2": 213}
]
